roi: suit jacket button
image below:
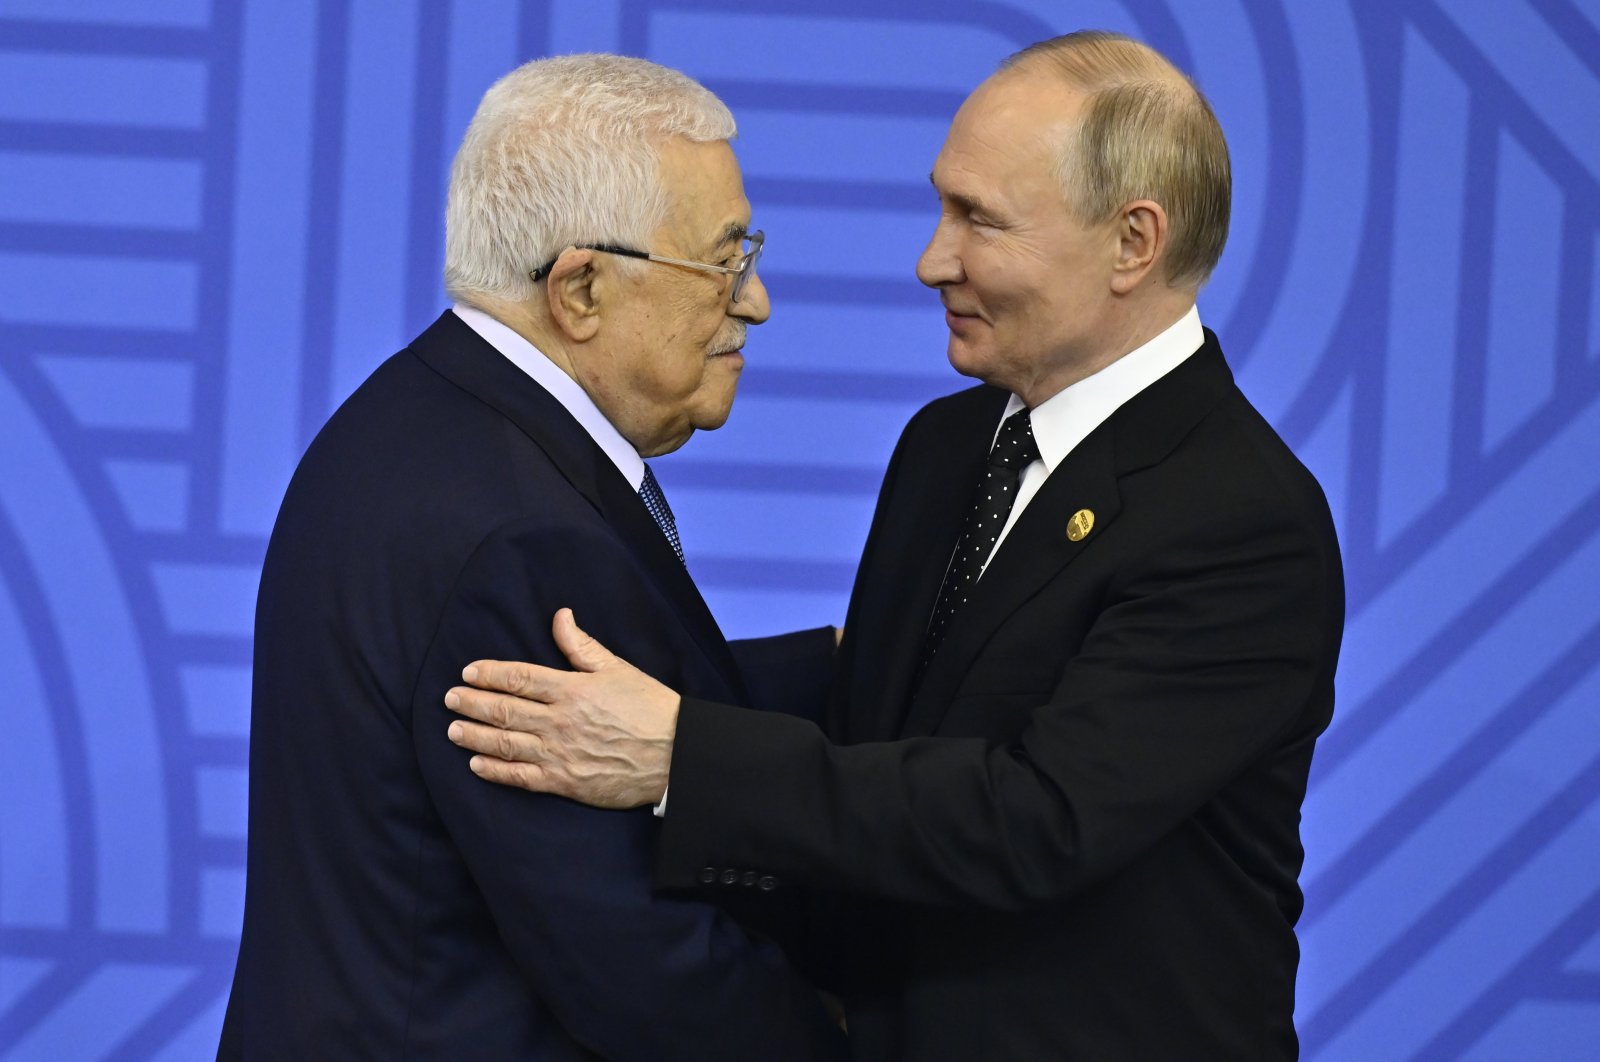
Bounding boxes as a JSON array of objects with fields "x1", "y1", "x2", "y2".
[
  {"x1": 720, "y1": 869, "x2": 739, "y2": 885},
  {"x1": 698, "y1": 867, "x2": 717, "y2": 885},
  {"x1": 758, "y1": 875, "x2": 778, "y2": 891},
  {"x1": 741, "y1": 871, "x2": 758, "y2": 887}
]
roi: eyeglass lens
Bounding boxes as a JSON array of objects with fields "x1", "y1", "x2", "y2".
[{"x1": 732, "y1": 234, "x2": 764, "y2": 302}]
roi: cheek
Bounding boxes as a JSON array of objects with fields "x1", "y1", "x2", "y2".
[
  {"x1": 966, "y1": 248, "x2": 1027, "y2": 309},
  {"x1": 672, "y1": 296, "x2": 725, "y2": 346},
  {"x1": 988, "y1": 262, "x2": 1062, "y2": 325},
  {"x1": 640, "y1": 345, "x2": 702, "y2": 402},
  {"x1": 644, "y1": 310, "x2": 709, "y2": 382}
]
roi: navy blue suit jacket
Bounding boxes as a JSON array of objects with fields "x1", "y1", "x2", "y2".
[{"x1": 219, "y1": 311, "x2": 843, "y2": 1060}]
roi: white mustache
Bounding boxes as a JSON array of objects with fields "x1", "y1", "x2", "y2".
[{"x1": 710, "y1": 324, "x2": 746, "y2": 355}]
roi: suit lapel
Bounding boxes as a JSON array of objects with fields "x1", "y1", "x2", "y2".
[
  {"x1": 409, "y1": 311, "x2": 747, "y2": 701},
  {"x1": 901, "y1": 427, "x2": 1122, "y2": 737},
  {"x1": 898, "y1": 331, "x2": 1235, "y2": 738},
  {"x1": 594, "y1": 463, "x2": 749, "y2": 700},
  {"x1": 862, "y1": 389, "x2": 1004, "y2": 741}
]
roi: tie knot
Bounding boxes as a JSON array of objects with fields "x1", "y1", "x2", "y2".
[{"x1": 989, "y1": 408, "x2": 1039, "y2": 471}]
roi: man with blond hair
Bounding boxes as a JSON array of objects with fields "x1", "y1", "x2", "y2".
[
  {"x1": 219, "y1": 54, "x2": 845, "y2": 1059},
  {"x1": 445, "y1": 31, "x2": 1343, "y2": 1061}
]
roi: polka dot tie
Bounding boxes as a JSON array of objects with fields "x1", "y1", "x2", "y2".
[
  {"x1": 921, "y1": 408, "x2": 1039, "y2": 669},
  {"x1": 639, "y1": 464, "x2": 685, "y2": 565}
]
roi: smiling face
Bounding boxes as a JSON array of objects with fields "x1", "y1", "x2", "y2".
[
  {"x1": 917, "y1": 70, "x2": 1127, "y2": 406},
  {"x1": 576, "y1": 136, "x2": 769, "y2": 456}
]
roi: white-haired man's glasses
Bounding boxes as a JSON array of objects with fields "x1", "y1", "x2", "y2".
[{"x1": 530, "y1": 230, "x2": 764, "y2": 305}]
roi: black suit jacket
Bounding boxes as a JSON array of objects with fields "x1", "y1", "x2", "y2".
[
  {"x1": 656, "y1": 332, "x2": 1344, "y2": 1060},
  {"x1": 219, "y1": 311, "x2": 844, "y2": 1060}
]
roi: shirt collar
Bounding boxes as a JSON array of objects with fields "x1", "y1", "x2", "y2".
[
  {"x1": 451, "y1": 303, "x2": 646, "y2": 490},
  {"x1": 1003, "y1": 305, "x2": 1204, "y2": 471}
]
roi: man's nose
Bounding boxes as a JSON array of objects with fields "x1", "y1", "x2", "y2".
[
  {"x1": 916, "y1": 221, "x2": 962, "y2": 288},
  {"x1": 731, "y1": 272, "x2": 770, "y2": 324}
]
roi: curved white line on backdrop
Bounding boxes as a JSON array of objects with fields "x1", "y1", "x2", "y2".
[{"x1": 0, "y1": 372, "x2": 167, "y2": 932}]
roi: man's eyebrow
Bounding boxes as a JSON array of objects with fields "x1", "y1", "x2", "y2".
[
  {"x1": 949, "y1": 191, "x2": 996, "y2": 216},
  {"x1": 710, "y1": 222, "x2": 747, "y2": 251},
  {"x1": 930, "y1": 174, "x2": 996, "y2": 217}
]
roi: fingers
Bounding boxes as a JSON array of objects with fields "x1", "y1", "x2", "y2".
[
  {"x1": 552, "y1": 608, "x2": 616, "y2": 673},
  {"x1": 445, "y1": 685, "x2": 548, "y2": 732},
  {"x1": 447, "y1": 718, "x2": 545, "y2": 763},
  {"x1": 464, "y1": 752, "x2": 564, "y2": 796},
  {"x1": 447, "y1": 719, "x2": 574, "y2": 797},
  {"x1": 449, "y1": 727, "x2": 584, "y2": 802},
  {"x1": 460, "y1": 659, "x2": 565, "y2": 699}
]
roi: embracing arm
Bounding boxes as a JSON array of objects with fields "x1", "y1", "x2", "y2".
[
  {"x1": 643, "y1": 456, "x2": 1345, "y2": 907},
  {"x1": 651, "y1": 499, "x2": 1342, "y2": 910},
  {"x1": 450, "y1": 500, "x2": 1341, "y2": 914}
]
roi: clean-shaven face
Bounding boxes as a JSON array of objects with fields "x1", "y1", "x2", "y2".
[{"x1": 917, "y1": 69, "x2": 1123, "y2": 406}]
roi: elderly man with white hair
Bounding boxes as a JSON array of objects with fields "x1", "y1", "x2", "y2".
[{"x1": 219, "y1": 55, "x2": 846, "y2": 1060}]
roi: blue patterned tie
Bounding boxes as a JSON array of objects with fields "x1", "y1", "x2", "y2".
[
  {"x1": 638, "y1": 464, "x2": 685, "y2": 564},
  {"x1": 921, "y1": 408, "x2": 1039, "y2": 668}
]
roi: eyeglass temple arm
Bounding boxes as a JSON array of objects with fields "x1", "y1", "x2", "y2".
[
  {"x1": 530, "y1": 243, "x2": 649, "y2": 282},
  {"x1": 531, "y1": 233, "x2": 759, "y2": 282}
]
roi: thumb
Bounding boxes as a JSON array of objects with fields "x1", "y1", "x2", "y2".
[{"x1": 551, "y1": 608, "x2": 616, "y2": 673}]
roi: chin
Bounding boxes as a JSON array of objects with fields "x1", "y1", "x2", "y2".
[
  {"x1": 946, "y1": 339, "x2": 993, "y2": 382},
  {"x1": 692, "y1": 380, "x2": 739, "y2": 431},
  {"x1": 693, "y1": 402, "x2": 735, "y2": 432},
  {"x1": 642, "y1": 427, "x2": 695, "y2": 457}
]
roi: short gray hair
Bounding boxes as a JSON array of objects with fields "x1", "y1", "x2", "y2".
[
  {"x1": 1003, "y1": 32, "x2": 1231, "y2": 288},
  {"x1": 444, "y1": 54, "x2": 736, "y2": 304}
]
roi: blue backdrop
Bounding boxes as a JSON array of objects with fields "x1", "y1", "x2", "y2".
[{"x1": 2, "y1": 1, "x2": 1598, "y2": 1058}]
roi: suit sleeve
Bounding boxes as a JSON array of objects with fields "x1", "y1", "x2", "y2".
[
  {"x1": 655, "y1": 475, "x2": 1341, "y2": 912},
  {"x1": 412, "y1": 520, "x2": 845, "y2": 1061},
  {"x1": 728, "y1": 628, "x2": 837, "y2": 722}
]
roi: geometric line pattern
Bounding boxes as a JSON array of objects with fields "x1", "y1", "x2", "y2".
[{"x1": 2, "y1": 0, "x2": 1598, "y2": 1057}]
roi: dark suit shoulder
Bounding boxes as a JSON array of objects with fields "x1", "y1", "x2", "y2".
[
  {"x1": 1102, "y1": 337, "x2": 1334, "y2": 545},
  {"x1": 277, "y1": 346, "x2": 605, "y2": 573},
  {"x1": 1107, "y1": 378, "x2": 1345, "y2": 663},
  {"x1": 299, "y1": 350, "x2": 531, "y2": 504},
  {"x1": 257, "y1": 347, "x2": 611, "y2": 712},
  {"x1": 1178, "y1": 384, "x2": 1338, "y2": 547}
]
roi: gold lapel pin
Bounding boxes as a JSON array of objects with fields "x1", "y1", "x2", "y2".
[{"x1": 1067, "y1": 509, "x2": 1095, "y2": 542}]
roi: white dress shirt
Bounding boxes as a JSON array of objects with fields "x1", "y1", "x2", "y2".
[
  {"x1": 452, "y1": 303, "x2": 645, "y2": 490},
  {"x1": 982, "y1": 306, "x2": 1204, "y2": 572}
]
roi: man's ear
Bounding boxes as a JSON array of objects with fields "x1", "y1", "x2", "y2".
[
  {"x1": 1109, "y1": 199, "x2": 1168, "y2": 295},
  {"x1": 544, "y1": 248, "x2": 602, "y2": 342}
]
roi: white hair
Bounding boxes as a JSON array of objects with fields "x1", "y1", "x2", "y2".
[{"x1": 444, "y1": 53, "x2": 736, "y2": 304}]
